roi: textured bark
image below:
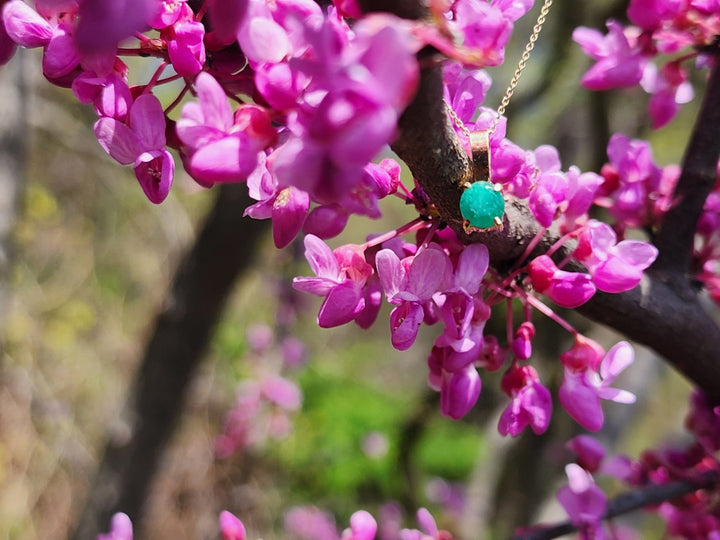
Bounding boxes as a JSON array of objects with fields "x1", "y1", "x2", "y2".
[{"x1": 71, "y1": 184, "x2": 269, "y2": 539}]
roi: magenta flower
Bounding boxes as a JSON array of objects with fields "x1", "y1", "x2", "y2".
[
  {"x1": 450, "y1": 0, "x2": 512, "y2": 66},
  {"x1": 244, "y1": 153, "x2": 310, "y2": 248},
  {"x1": 163, "y1": 20, "x2": 206, "y2": 77},
  {"x1": 346, "y1": 510, "x2": 377, "y2": 540},
  {"x1": 641, "y1": 61, "x2": 694, "y2": 129},
  {"x1": 376, "y1": 246, "x2": 451, "y2": 350},
  {"x1": 149, "y1": 0, "x2": 191, "y2": 29},
  {"x1": 399, "y1": 508, "x2": 444, "y2": 540},
  {"x1": 97, "y1": 512, "x2": 133, "y2": 540},
  {"x1": 573, "y1": 20, "x2": 647, "y2": 90},
  {"x1": 74, "y1": 0, "x2": 152, "y2": 58},
  {"x1": 284, "y1": 506, "x2": 340, "y2": 540},
  {"x1": 206, "y1": 0, "x2": 248, "y2": 45},
  {"x1": 433, "y1": 243, "x2": 489, "y2": 356},
  {"x1": 498, "y1": 365, "x2": 552, "y2": 436},
  {"x1": 219, "y1": 511, "x2": 246, "y2": 540},
  {"x1": 559, "y1": 341, "x2": 636, "y2": 432},
  {"x1": 627, "y1": 0, "x2": 683, "y2": 31},
  {"x1": 177, "y1": 72, "x2": 276, "y2": 185},
  {"x1": 528, "y1": 255, "x2": 596, "y2": 309},
  {"x1": 567, "y1": 435, "x2": 606, "y2": 473},
  {"x1": 560, "y1": 334, "x2": 605, "y2": 372},
  {"x1": 94, "y1": 93, "x2": 175, "y2": 203},
  {"x1": 575, "y1": 220, "x2": 658, "y2": 293},
  {"x1": 529, "y1": 145, "x2": 569, "y2": 227},
  {"x1": 557, "y1": 464, "x2": 607, "y2": 539},
  {"x1": 3, "y1": 0, "x2": 82, "y2": 80},
  {"x1": 440, "y1": 363, "x2": 482, "y2": 419},
  {"x1": 72, "y1": 66, "x2": 133, "y2": 120},
  {"x1": 293, "y1": 235, "x2": 373, "y2": 328}
]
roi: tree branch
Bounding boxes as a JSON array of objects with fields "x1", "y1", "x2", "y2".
[
  {"x1": 653, "y1": 52, "x2": 720, "y2": 275},
  {"x1": 510, "y1": 471, "x2": 719, "y2": 540}
]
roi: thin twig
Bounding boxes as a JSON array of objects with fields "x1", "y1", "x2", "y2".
[{"x1": 511, "y1": 471, "x2": 719, "y2": 540}]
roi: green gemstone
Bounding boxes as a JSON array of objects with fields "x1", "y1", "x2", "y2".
[{"x1": 459, "y1": 181, "x2": 505, "y2": 230}]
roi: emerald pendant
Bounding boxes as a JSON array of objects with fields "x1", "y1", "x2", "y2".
[{"x1": 460, "y1": 181, "x2": 505, "y2": 231}]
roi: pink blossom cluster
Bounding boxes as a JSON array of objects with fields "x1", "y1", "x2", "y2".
[
  {"x1": 573, "y1": 0, "x2": 720, "y2": 128},
  {"x1": 1, "y1": 0, "x2": 671, "y2": 437},
  {"x1": 215, "y1": 323, "x2": 304, "y2": 459},
  {"x1": 552, "y1": 435, "x2": 634, "y2": 540},
  {"x1": 622, "y1": 390, "x2": 720, "y2": 539},
  {"x1": 98, "y1": 506, "x2": 453, "y2": 540}
]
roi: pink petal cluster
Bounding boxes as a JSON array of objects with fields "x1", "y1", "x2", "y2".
[
  {"x1": 177, "y1": 72, "x2": 276, "y2": 186},
  {"x1": 528, "y1": 255, "x2": 596, "y2": 308},
  {"x1": 559, "y1": 341, "x2": 636, "y2": 431},
  {"x1": 498, "y1": 364, "x2": 552, "y2": 437},
  {"x1": 556, "y1": 464, "x2": 607, "y2": 539},
  {"x1": 293, "y1": 235, "x2": 375, "y2": 329},
  {"x1": 574, "y1": 2, "x2": 719, "y2": 128},
  {"x1": 596, "y1": 134, "x2": 677, "y2": 229},
  {"x1": 574, "y1": 220, "x2": 658, "y2": 293},
  {"x1": 94, "y1": 93, "x2": 175, "y2": 203}
]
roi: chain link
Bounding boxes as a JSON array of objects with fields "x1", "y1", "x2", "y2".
[
  {"x1": 490, "y1": 0, "x2": 553, "y2": 133},
  {"x1": 444, "y1": 0, "x2": 554, "y2": 136}
]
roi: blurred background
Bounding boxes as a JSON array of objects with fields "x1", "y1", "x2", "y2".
[{"x1": 0, "y1": 1, "x2": 705, "y2": 539}]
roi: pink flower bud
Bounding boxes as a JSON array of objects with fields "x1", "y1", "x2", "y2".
[
  {"x1": 512, "y1": 321, "x2": 535, "y2": 360},
  {"x1": 560, "y1": 335, "x2": 605, "y2": 371}
]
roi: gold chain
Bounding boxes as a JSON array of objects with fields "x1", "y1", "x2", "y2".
[
  {"x1": 445, "y1": 0, "x2": 554, "y2": 136},
  {"x1": 490, "y1": 0, "x2": 553, "y2": 133}
]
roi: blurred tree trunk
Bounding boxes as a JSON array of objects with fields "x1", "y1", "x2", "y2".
[
  {"x1": 0, "y1": 50, "x2": 28, "y2": 320},
  {"x1": 71, "y1": 184, "x2": 268, "y2": 540}
]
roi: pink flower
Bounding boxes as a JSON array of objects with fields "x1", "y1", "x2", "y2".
[
  {"x1": 219, "y1": 511, "x2": 246, "y2": 540},
  {"x1": 433, "y1": 243, "x2": 489, "y2": 356},
  {"x1": 440, "y1": 363, "x2": 482, "y2": 419},
  {"x1": 529, "y1": 145, "x2": 569, "y2": 227},
  {"x1": 3, "y1": 0, "x2": 82, "y2": 80},
  {"x1": 567, "y1": 435, "x2": 606, "y2": 473},
  {"x1": 641, "y1": 61, "x2": 694, "y2": 129},
  {"x1": 528, "y1": 255, "x2": 596, "y2": 308},
  {"x1": 284, "y1": 506, "x2": 340, "y2": 540},
  {"x1": 575, "y1": 220, "x2": 658, "y2": 293},
  {"x1": 97, "y1": 512, "x2": 133, "y2": 540},
  {"x1": 74, "y1": 0, "x2": 152, "y2": 57},
  {"x1": 498, "y1": 365, "x2": 552, "y2": 436},
  {"x1": 557, "y1": 464, "x2": 607, "y2": 538},
  {"x1": 206, "y1": 0, "x2": 248, "y2": 45},
  {"x1": 346, "y1": 510, "x2": 377, "y2": 540},
  {"x1": 627, "y1": 0, "x2": 683, "y2": 31},
  {"x1": 450, "y1": 0, "x2": 512, "y2": 66},
  {"x1": 176, "y1": 72, "x2": 276, "y2": 185},
  {"x1": 560, "y1": 334, "x2": 605, "y2": 372},
  {"x1": 94, "y1": 93, "x2": 175, "y2": 203},
  {"x1": 149, "y1": 0, "x2": 191, "y2": 29},
  {"x1": 293, "y1": 235, "x2": 373, "y2": 328},
  {"x1": 72, "y1": 65, "x2": 132, "y2": 120},
  {"x1": 573, "y1": 20, "x2": 647, "y2": 90},
  {"x1": 559, "y1": 341, "x2": 636, "y2": 431},
  {"x1": 163, "y1": 20, "x2": 206, "y2": 77},
  {"x1": 376, "y1": 246, "x2": 451, "y2": 350},
  {"x1": 244, "y1": 153, "x2": 310, "y2": 248}
]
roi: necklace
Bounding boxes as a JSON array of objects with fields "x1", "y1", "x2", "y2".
[{"x1": 448, "y1": 0, "x2": 554, "y2": 233}]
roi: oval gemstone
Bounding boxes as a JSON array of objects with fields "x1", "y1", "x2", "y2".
[{"x1": 459, "y1": 181, "x2": 505, "y2": 230}]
